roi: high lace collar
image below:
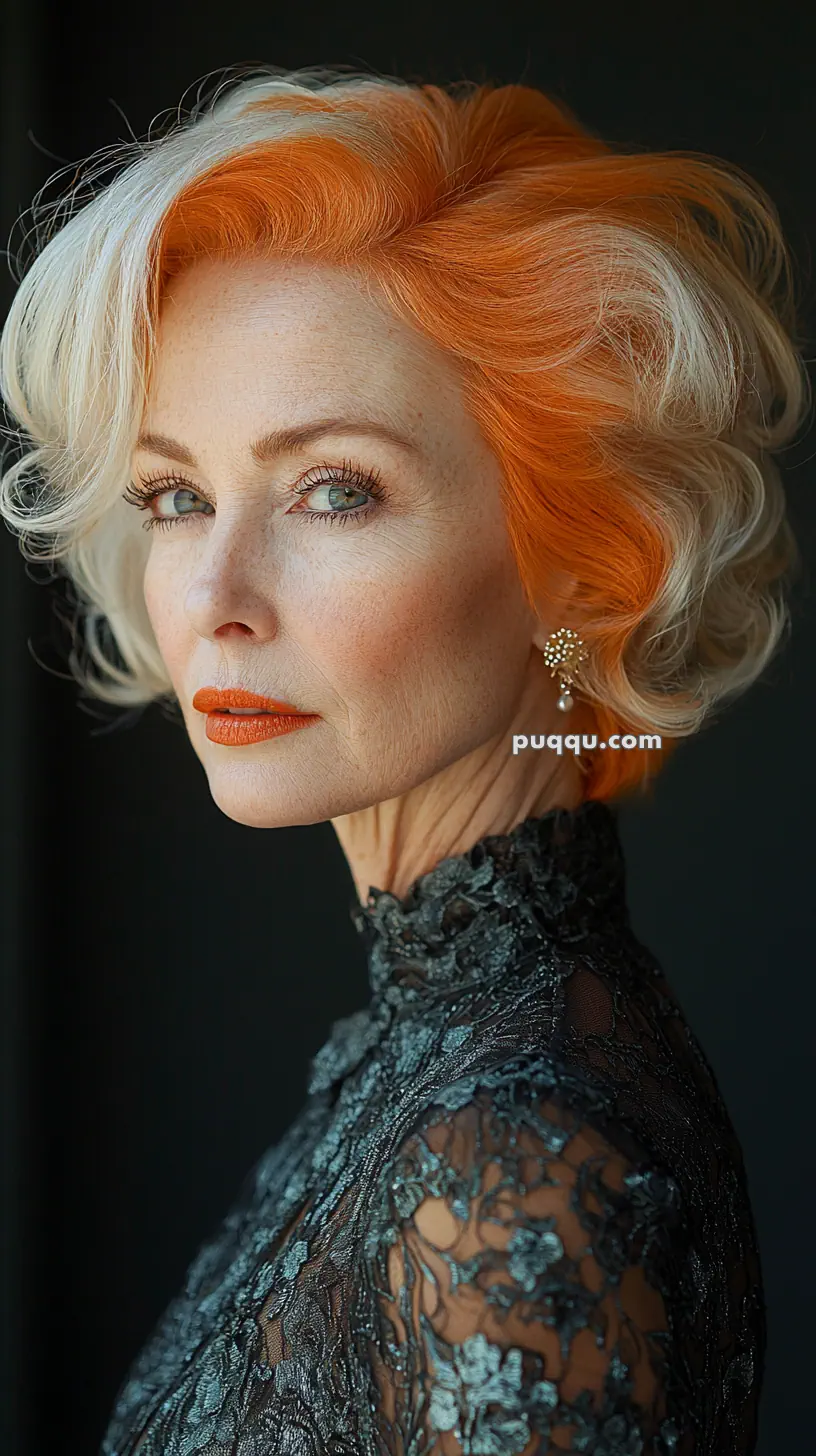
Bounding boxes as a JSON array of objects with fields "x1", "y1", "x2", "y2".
[
  {"x1": 308, "y1": 800, "x2": 630, "y2": 1097},
  {"x1": 350, "y1": 798, "x2": 630, "y2": 1002}
]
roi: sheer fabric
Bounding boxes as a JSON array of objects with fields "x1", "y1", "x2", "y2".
[{"x1": 101, "y1": 801, "x2": 763, "y2": 1456}]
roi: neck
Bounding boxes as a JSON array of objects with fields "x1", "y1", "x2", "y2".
[{"x1": 331, "y1": 708, "x2": 588, "y2": 905}]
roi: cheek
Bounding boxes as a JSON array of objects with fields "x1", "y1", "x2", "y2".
[
  {"x1": 293, "y1": 528, "x2": 529, "y2": 698},
  {"x1": 142, "y1": 552, "x2": 187, "y2": 676}
]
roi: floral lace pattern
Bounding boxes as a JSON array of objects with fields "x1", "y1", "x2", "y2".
[{"x1": 101, "y1": 800, "x2": 764, "y2": 1456}]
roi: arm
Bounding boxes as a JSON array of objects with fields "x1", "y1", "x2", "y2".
[{"x1": 366, "y1": 1089, "x2": 676, "y2": 1455}]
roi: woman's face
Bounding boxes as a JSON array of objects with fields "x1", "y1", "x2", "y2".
[{"x1": 135, "y1": 256, "x2": 546, "y2": 827}]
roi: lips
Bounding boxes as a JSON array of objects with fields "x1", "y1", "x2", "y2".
[{"x1": 192, "y1": 687, "x2": 314, "y2": 715}]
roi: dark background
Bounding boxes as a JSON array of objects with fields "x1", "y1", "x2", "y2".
[{"x1": 1, "y1": 4, "x2": 814, "y2": 1453}]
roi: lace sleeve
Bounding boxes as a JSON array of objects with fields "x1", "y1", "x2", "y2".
[{"x1": 364, "y1": 1084, "x2": 680, "y2": 1456}]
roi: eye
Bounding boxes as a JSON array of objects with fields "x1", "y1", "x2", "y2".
[
  {"x1": 288, "y1": 460, "x2": 388, "y2": 526},
  {"x1": 121, "y1": 471, "x2": 213, "y2": 532},
  {"x1": 294, "y1": 481, "x2": 373, "y2": 514}
]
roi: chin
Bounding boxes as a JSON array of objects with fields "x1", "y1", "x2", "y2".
[
  {"x1": 202, "y1": 762, "x2": 383, "y2": 830},
  {"x1": 204, "y1": 773, "x2": 323, "y2": 828}
]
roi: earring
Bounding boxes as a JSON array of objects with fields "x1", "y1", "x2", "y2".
[{"x1": 542, "y1": 627, "x2": 588, "y2": 713}]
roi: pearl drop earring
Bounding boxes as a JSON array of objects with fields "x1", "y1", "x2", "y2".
[{"x1": 541, "y1": 627, "x2": 589, "y2": 713}]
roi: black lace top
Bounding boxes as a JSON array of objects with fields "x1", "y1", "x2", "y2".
[{"x1": 101, "y1": 799, "x2": 764, "y2": 1456}]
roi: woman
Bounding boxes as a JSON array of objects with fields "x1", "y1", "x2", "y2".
[{"x1": 0, "y1": 64, "x2": 809, "y2": 1456}]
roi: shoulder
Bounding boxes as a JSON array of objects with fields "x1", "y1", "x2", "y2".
[{"x1": 379, "y1": 1065, "x2": 683, "y2": 1261}]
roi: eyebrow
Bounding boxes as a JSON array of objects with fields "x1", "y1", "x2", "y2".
[{"x1": 134, "y1": 416, "x2": 422, "y2": 467}]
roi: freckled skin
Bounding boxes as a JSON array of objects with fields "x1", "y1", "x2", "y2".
[{"x1": 137, "y1": 257, "x2": 584, "y2": 899}]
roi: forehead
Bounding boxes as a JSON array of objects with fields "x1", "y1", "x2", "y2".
[
  {"x1": 156, "y1": 257, "x2": 448, "y2": 374},
  {"x1": 144, "y1": 256, "x2": 477, "y2": 461}
]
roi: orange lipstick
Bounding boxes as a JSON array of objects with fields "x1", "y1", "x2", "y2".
[{"x1": 192, "y1": 686, "x2": 320, "y2": 746}]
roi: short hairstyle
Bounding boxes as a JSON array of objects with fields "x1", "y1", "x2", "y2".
[{"x1": 0, "y1": 65, "x2": 810, "y2": 802}]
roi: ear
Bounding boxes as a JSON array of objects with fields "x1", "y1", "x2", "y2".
[{"x1": 530, "y1": 570, "x2": 582, "y2": 652}]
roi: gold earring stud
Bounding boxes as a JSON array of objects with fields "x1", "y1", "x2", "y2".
[{"x1": 541, "y1": 627, "x2": 588, "y2": 713}]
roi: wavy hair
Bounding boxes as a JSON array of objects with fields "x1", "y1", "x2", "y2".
[{"x1": 0, "y1": 65, "x2": 810, "y2": 801}]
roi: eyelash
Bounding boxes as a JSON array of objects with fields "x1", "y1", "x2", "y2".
[{"x1": 121, "y1": 457, "x2": 388, "y2": 532}]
